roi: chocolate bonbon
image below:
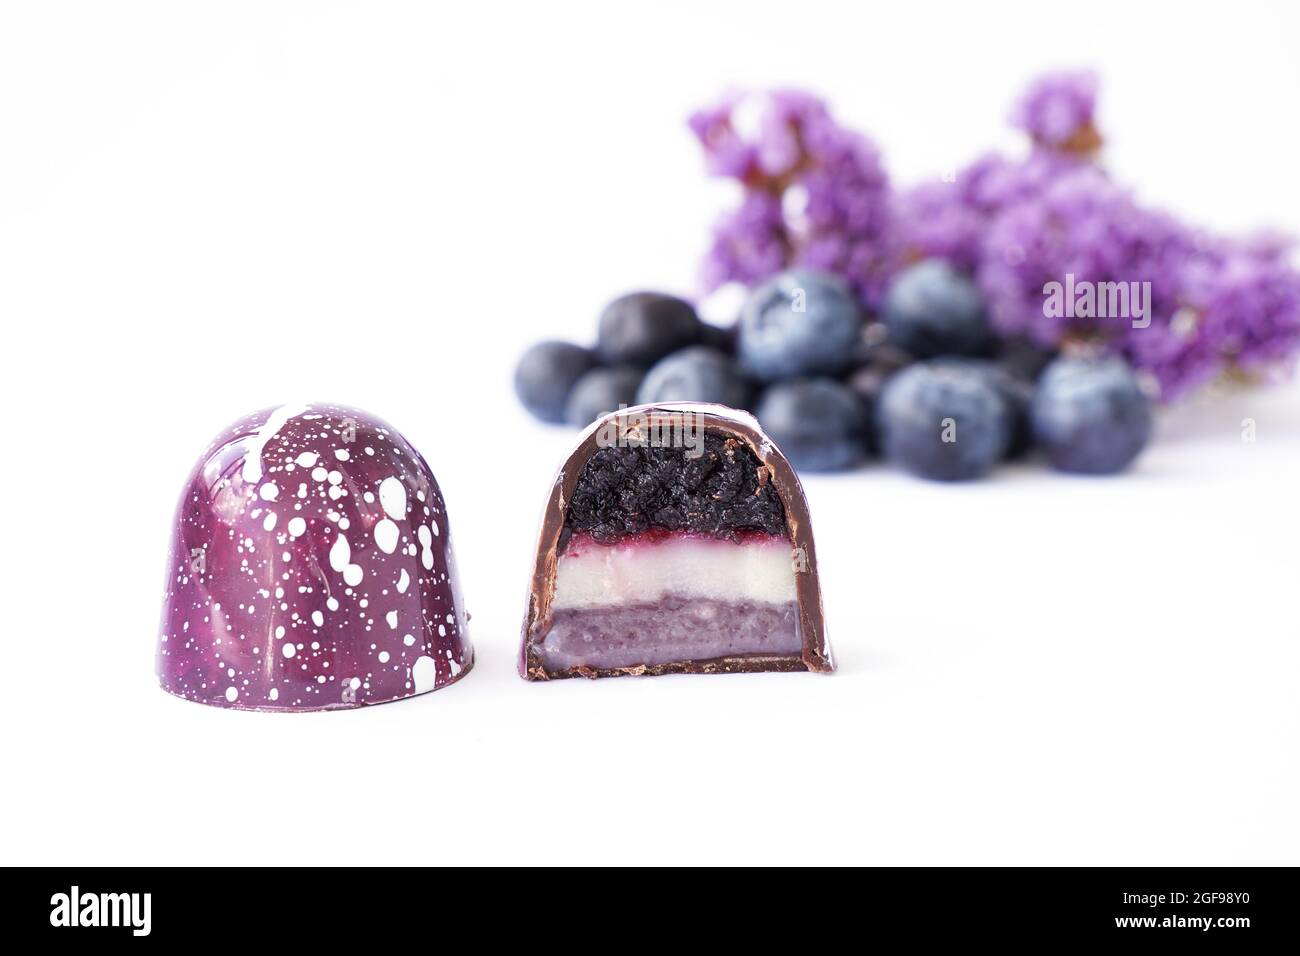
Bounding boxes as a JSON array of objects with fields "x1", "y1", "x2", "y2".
[
  {"x1": 157, "y1": 404, "x2": 472, "y2": 710},
  {"x1": 521, "y1": 403, "x2": 833, "y2": 679}
]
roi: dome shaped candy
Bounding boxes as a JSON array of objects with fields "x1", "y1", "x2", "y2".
[
  {"x1": 157, "y1": 403, "x2": 472, "y2": 711},
  {"x1": 521, "y1": 403, "x2": 833, "y2": 680}
]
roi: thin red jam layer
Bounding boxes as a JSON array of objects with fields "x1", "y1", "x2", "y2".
[{"x1": 561, "y1": 527, "x2": 786, "y2": 558}]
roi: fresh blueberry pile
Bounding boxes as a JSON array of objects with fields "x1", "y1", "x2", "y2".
[
  {"x1": 514, "y1": 261, "x2": 1157, "y2": 480},
  {"x1": 515, "y1": 71, "x2": 1300, "y2": 479}
]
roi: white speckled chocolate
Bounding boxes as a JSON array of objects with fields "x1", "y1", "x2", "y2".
[{"x1": 157, "y1": 403, "x2": 472, "y2": 710}]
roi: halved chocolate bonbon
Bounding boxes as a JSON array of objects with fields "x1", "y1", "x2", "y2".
[
  {"x1": 157, "y1": 404, "x2": 472, "y2": 710},
  {"x1": 521, "y1": 403, "x2": 833, "y2": 679}
]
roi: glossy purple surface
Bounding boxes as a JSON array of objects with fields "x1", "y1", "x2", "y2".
[{"x1": 157, "y1": 404, "x2": 472, "y2": 711}]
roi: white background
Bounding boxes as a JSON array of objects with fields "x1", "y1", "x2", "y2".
[{"x1": 2, "y1": 1, "x2": 1298, "y2": 865}]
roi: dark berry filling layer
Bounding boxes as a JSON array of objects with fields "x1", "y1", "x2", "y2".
[{"x1": 564, "y1": 433, "x2": 787, "y2": 543}]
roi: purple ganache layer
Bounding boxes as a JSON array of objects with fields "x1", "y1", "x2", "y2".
[{"x1": 538, "y1": 594, "x2": 801, "y2": 671}]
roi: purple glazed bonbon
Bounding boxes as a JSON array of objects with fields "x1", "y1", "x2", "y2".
[{"x1": 157, "y1": 403, "x2": 472, "y2": 711}]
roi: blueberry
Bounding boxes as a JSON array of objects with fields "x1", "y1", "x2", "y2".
[
  {"x1": 933, "y1": 358, "x2": 1035, "y2": 460},
  {"x1": 996, "y1": 337, "x2": 1057, "y2": 382},
  {"x1": 989, "y1": 370, "x2": 1035, "y2": 460},
  {"x1": 597, "y1": 292, "x2": 702, "y2": 367},
  {"x1": 876, "y1": 362, "x2": 1011, "y2": 480},
  {"x1": 738, "y1": 270, "x2": 862, "y2": 382},
  {"x1": 564, "y1": 366, "x2": 644, "y2": 428},
  {"x1": 755, "y1": 379, "x2": 867, "y2": 472},
  {"x1": 513, "y1": 341, "x2": 596, "y2": 424},
  {"x1": 698, "y1": 321, "x2": 738, "y2": 355},
  {"x1": 842, "y1": 356, "x2": 915, "y2": 455},
  {"x1": 848, "y1": 340, "x2": 915, "y2": 375},
  {"x1": 636, "y1": 346, "x2": 751, "y2": 408},
  {"x1": 1031, "y1": 356, "x2": 1153, "y2": 474},
  {"x1": 883, "y1": 259, "x2": 992, "y2": 358}
]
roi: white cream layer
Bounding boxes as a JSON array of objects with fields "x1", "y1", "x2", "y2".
[{"x1": 552, "y1": 534, "x2": 797, "y2": 610}]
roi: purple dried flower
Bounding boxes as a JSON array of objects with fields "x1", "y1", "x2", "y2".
[
  {"x1": 895, "y1": 178, "x2": 986, "y2": 271},
  {"x1": 973, "y1": 163, "x2": 1300, "y2": 399},
  {"x1": 978, "y1": 167, "x2": 1163, "y2": 338},
  {"x1": 691, "y1": 89, "x2": 896, "y2": 308},
  {"x1": 896, "y1": 150, "x2": 1095, "y2": 270},
  {"x1": 691, "y1": 72, "x2": 1300, "y2": 400},
  {"x1": 688, "y1": 92, "x2": 757, "y2": 180},
  {"x1": 1156, "y1": 243, "x2": 1300, "y2": 396},
  {"x1": 700, "y1": 190, "x2": 789, "y2": 290},
  {"x1": 1011, "y1": 70, "x2": 1102, "y2": 153}
]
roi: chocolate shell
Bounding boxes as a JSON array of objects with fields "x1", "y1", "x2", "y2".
[
  {"x1": 157, "y1": 403, "x2": 472, "y2": 710},
  {"x1": 521, "y1": 403, "x2": 833, "y2": 679}
]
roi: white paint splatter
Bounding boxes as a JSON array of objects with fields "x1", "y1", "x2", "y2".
[
  {"x1": 412, "y1": 655, "x2": 436, "y2": 693},
  {"x1": 311, "y1": 610, "x2": 324, "y2": 627},
  {"x1": 396, "y1": 568, "x2": 410, "y2": 594},
  {"x1": 287, "y1": 516, "x2": 307, "y2": 537},
  {"x1": 241, "y1": 404, "x2": 309, "y2": 484},
  {"x1": 329, "y1": 535, "x2": 351, "y2": 572},
  {"x1": 379, "y1": 476, "x2": 407, "y2": 521},
  {"x1": 374, "y1": 519, "x2": 399, "y2": 554},
  {"x1": 378, "y1": 651, "x2": 390, "y2": 663},
  {"x1": 225, "y1": 687, "x2": 239, "y2": 702},
  {"x1": 385, "y1": 610, "x2": 398, "y2": 630},
  {"x1": 282, "y1": 643, "x2": 296, "y2": 658},
  {"x1": 417, "y1": 524, "x2": 434, "y2": 570}
]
